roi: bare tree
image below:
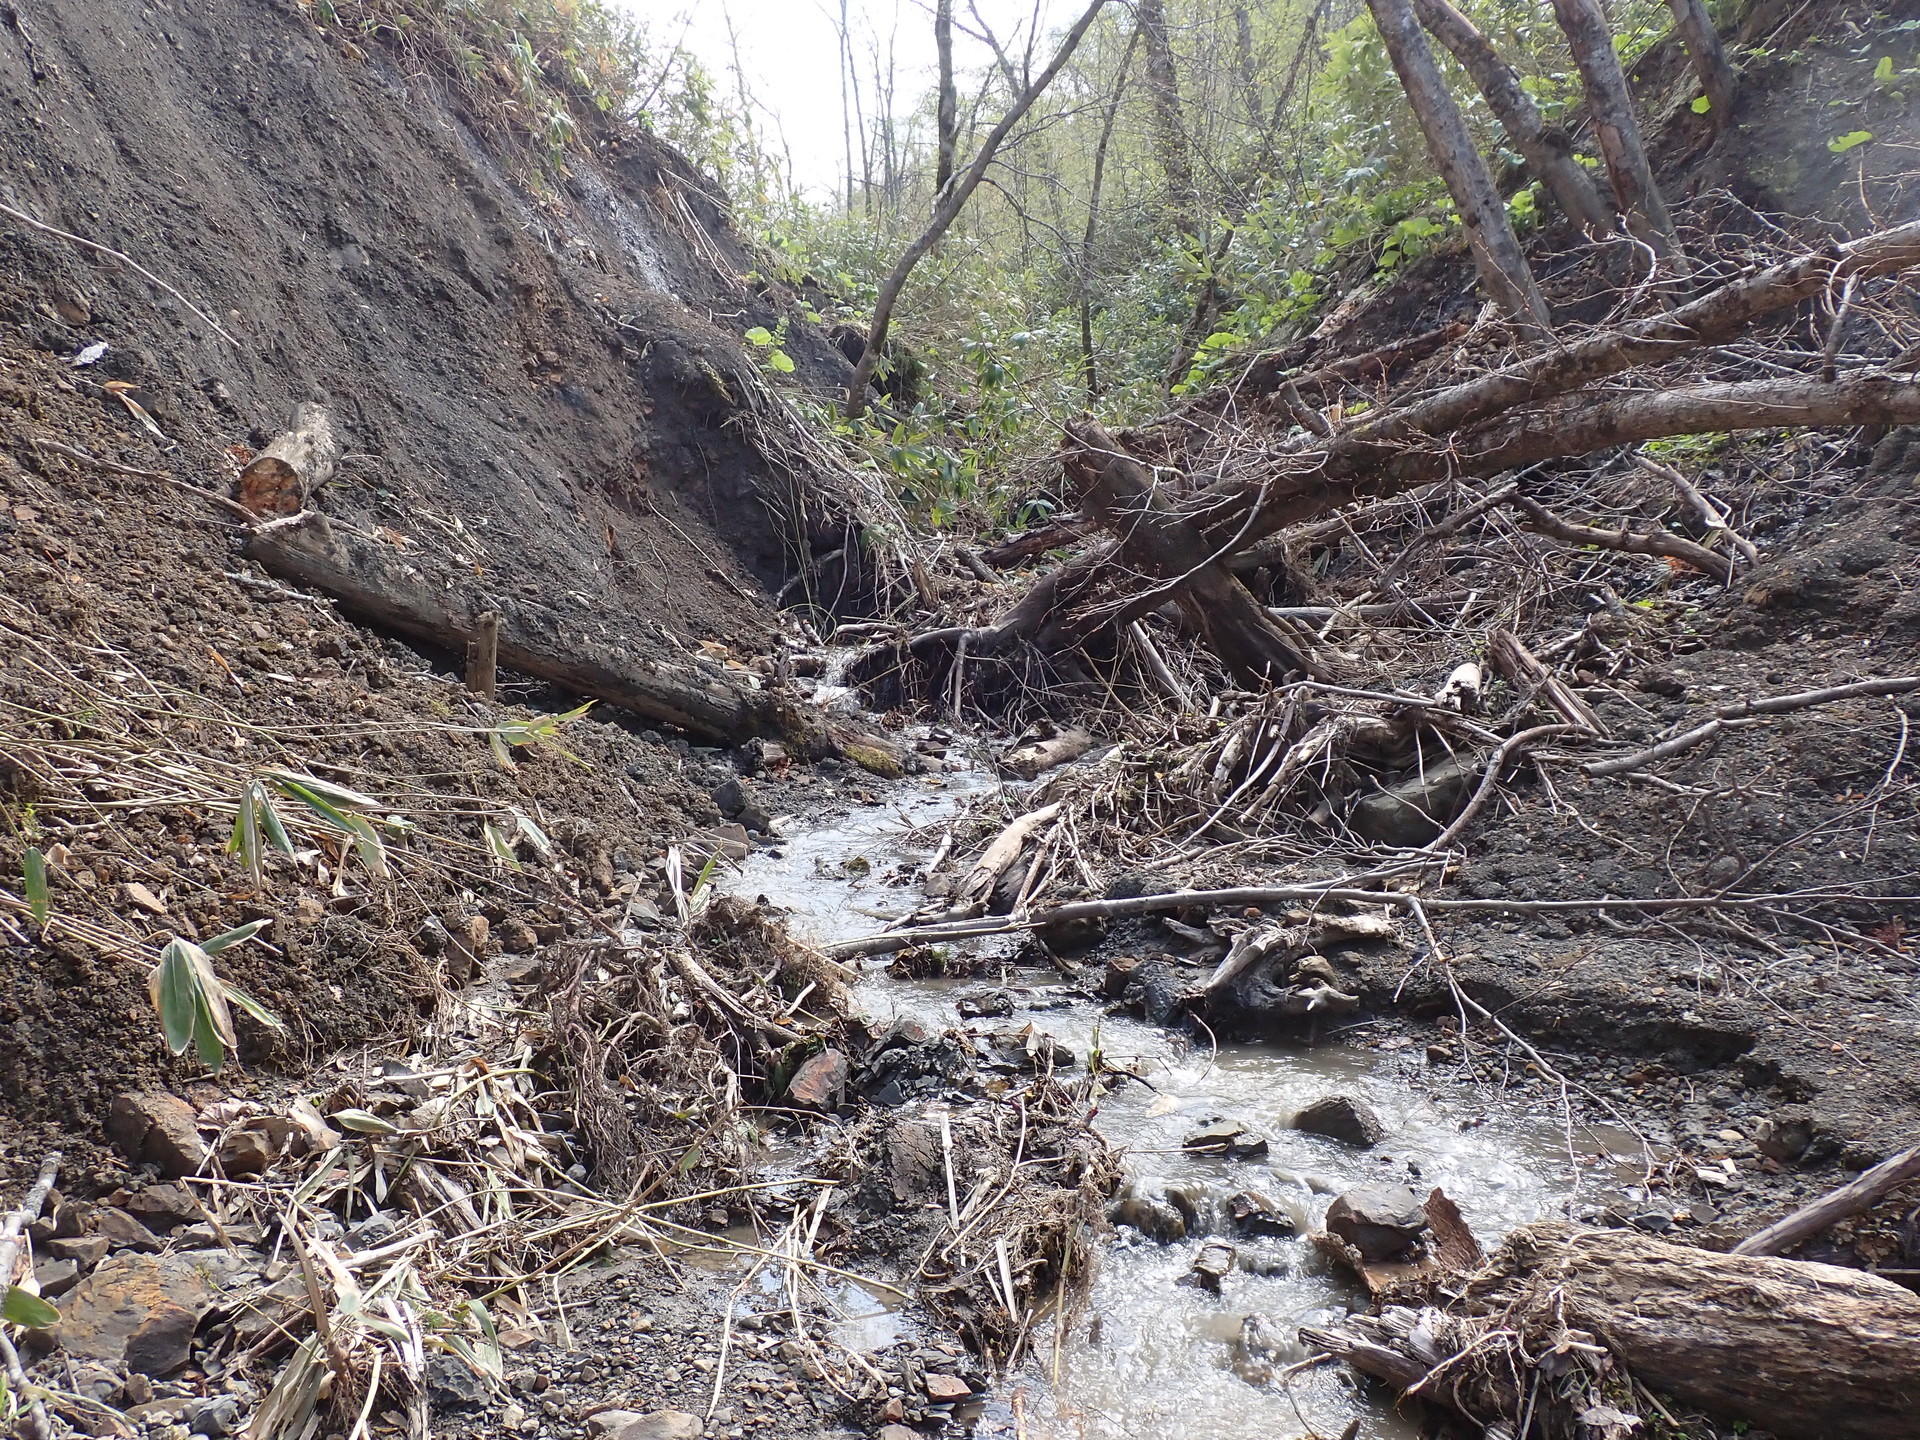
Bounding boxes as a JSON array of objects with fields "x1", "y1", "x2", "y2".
[
  {"x1": 1366, "y1": 0, "x2": 1551, "y2": 337},
  {"x1": 845, "y1": 0, "x2": 1112, "y2": 419},
  {"x1": 1137, "y1": 0, "x2": 1198, "y2": 231},
  {"x1": 1410, "y1": 0, "x2": 1613, "y2": 234},
  {"x1": 1665, "y1": 0, "x2": 1736, "y2": 124},
  {"x1": 1551, "y1": 0, "x2": 1681, "y2": 261},
  {"x1": 1081, "y1": 26, "x2": 1142, "y2": 401},
  {"x1": 935, "y1": 0, "x2": 958, "y2": 195}
]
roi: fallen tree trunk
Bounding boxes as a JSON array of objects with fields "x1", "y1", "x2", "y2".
[
  {"x1": 1303, "y1": 1221, "x2": 1920, "y2": 1440},
  {"x1": 247, "y1": 514, "x2": 903, "y2": 770}
]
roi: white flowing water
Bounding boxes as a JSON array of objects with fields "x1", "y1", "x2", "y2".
[{"x1": 729, "y1": 773, "x2": 1636, "y2": 1440}]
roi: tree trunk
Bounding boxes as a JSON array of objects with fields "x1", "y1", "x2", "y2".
[
  {"x1": 1551, "y1": 0, "x2": 1682, "y2": 262},
  {"x1": 1305, "y1": 1224, "x2": 1920, "y2": 1440},
  {"x1": 1365, "y1": 0, "x2": 1552, "y2": 338},
  {"x1": 1232, "y1": 5, "x2": 1262, "y2": 131},
  {"x1": 1136, "y1": 0, "x2": 1197, "y2": 230},
  {"x1": 1064, "y1": 419, "x2": 1315, "y2": 686},
  {"x1": 934, "y1": 0, "x2": 957, "y2": 194},
  {"x1": 1080, "y1": 27, "x2": 1140, "y2": 401},
  {"x1": 246, "y1": 515, "x2": 903, "y2": 771},
  {"x1": 1667, "y1": 0, "x2": 1736, "y2": 125},
  {"x1": 845, "y1": 0, "x2": 1110, "y2": 419},
  {"x1": 1411, "y1": 0, "x2": 1614, "y2": 233}
]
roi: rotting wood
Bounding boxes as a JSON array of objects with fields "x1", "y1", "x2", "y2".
[
  {"x1": 246, "y1": 513, "x2": 905, "y2": 772},
  {"x1": 1733, "y1": 1139, "x2": 1920, "y2": 1257},
  {"x1": 1305, "y1": 1221, "x2": 1920, "y2": 1440},
  {"x1": 950, "y1": 803, "x2": 1061, "y2": 919},
  {"x1": 1064, "y1": 418, "x2": 1319, "y2": 687},
  {"x1": 1485, "y1": 627, "x2": 1606, "y2": 736},
  {"x1": 238, "y1": 403, "x2": 340, "y2": 518},
  {"x1": 465, "y1": 610, "x2": 500, "y2": 701}
]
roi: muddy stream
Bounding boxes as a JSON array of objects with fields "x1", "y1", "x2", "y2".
[{"x1": 725, "y1": 768, "x2": 1638, "y2": 1439}]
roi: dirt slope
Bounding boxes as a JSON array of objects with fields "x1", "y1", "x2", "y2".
[{"x1": 0, "y1": 0, "x2": 854, "y2": 648}]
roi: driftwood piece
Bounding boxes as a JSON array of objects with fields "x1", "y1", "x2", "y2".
[
  {"x1": 1734, "y1": 1139, "x2": 1920, "y2": 1256},
  {"x1": 999, "y1": 728, "x2": 1095, "y2": 780},
  {"x1": 238, "y1": 403, "x2": 339, "y2": 517},
  {"x1": 1305, "y1": 1222, "x2": 1920, "y2": 1440},
  {"x1": 952, "y1": 803, "x2": 1061, "y2": 918},
  {"x1": 246, "y1": 514, "x2": 902, "y2": 771},
  {"x1": 1485, "y1": 626, "x2": 1605, "y2": 735}
]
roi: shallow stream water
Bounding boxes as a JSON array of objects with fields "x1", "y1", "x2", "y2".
[{"x1": 728, "y1": 771, "x2": 1635, "y2": 1440}]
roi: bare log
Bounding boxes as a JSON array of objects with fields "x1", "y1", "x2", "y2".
[
  {"x1": 246, "y1": 514, "x2": 903, "y2": 771},
  {"x1": 1065, "y1": 419, "x2": 1317, "y2": 686},
  {"x1": 1411, "y1": 0, "x2": 1614, "y2": 232},
  {"x1": 1485, "y1": 627, "x2": 1605, "y2": 735},
  {"x1": 238, "y1": 403, "x2": 339, "y2": 518},
  {"x1": 1000, "y1": 728, "x2": 1096, "y2": 780},
  {"x1": 1508, "y1": 492, "x2": 1734, "y2": 584},
  {"x1": 1734, "y1": 1140, "x2": 1920, "y2": 1257},
  {"x1": 1551, "y1": 0, "x2": 1681, "y2": 261},
  {"x1": 953, "y1": 803, "x2": 1061, "y2": 918},
  {"x1": 1366, "y1": 0, "x2": 1551, "y2": 336},
  {"x1": 465, "y1": 610, "x2": 500, "y2": 700}
]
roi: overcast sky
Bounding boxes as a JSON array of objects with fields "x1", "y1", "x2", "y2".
[{"x1": 613, "y1": 0, "x2": 1076, "y2": 199}]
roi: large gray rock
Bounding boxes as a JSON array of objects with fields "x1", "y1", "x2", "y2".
[
  {"x1": 1324, "y1": 1185, "x2": 1429, "y2": 1262},
  {"x1": 1351, "y1": 758, "x2": 1478, "y2": 846},
  {"x1": 1292, "y1": 1094, "x2": 1387, "y2": 1148}
]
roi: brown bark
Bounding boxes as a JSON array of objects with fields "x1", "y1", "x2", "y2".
[
  {"x1": 1410, "y1": 0, "x2": 1614, "y2": 233},
  {"x1": 1365, "y1": 0, "x2": 1551, "y2": 337},
  {"x1": 1485, "y1": 626, "x2": 1606, "y2": 735},
  {"x1": 464, "y1": 609, "x2": 500, "y2": 700},
  {"x1": 1304, "y1": 1223, "x2": 1920, "y2": 1440},
  {"x1": 1667, "y1": 0, "x2": 1736, "y2": 124},
  {"x1": 1551, "y1": 0, "x2": 1681, "y2": 261},
  {"x1": 1064, "y1": 419, "x2": 1314, "y2": 686},
  {"x1": 246, "y1": 515, "x2": 902, "y2": 771},
  {"x1": 238, "y1": 403, "x2": 338, "y2": 518}
]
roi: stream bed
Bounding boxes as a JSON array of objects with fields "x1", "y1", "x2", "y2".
[{"x1": 728, "y1": 771, "x2": 1637, "y2": 1440}]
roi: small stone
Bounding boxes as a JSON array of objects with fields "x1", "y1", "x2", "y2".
[
  {"x1": 712, "y1": 778, "x2": 746, "y2": 816},
  {"x1": 188, "y1": 1395, "x2": 243, "y2": 1437},
  {"x1": 215, "y1": 1127, "x2": 281, "y2": 1177},
  {"x1": 1183, "y1": 1240, "x2": 1237, "y2": 1294},
  {"x1": 501, "y1": 1404, "x2": 528, "y2": 1429},
  {"x1": 787, "y1": 1049, "x2": 849, "y2": 1109},
  {"x1": 107, "y1": 1093, "x2": 207, "y2": 1179},
  {"x1": 880, "y1": 1397, "x2": 906, "y2": 1422},
  {"x1": 93, "y1": 1206, "x2": 162, "y2": 1253},
  {"x1": 48, "y1": 1235, "x2": 111, "y2": 1268},
  {"x1": 1754, "y1": 1106, "x2": 1816, "y2": 1163},
  {"x1": 1324, "y1": 1185, "x2": 1429, "y2": 1263},
  {"x1": 34, "y1": 1257, "x2": 81, "y2": 1297},
  {"x1": 426, "y1": 1352, "x2": 488, "y2": 1411},
  {"x1": 923, "y1": 1374, "x2": 971, "y2": 1401},
  {"x1": 123, "y1": 881, "x2": 168, "y2": 915},
  {"x1": 122, "y1": 1183, "x2": 205, "y2": 1229},
  {"x1": 1715, "y1": 1128, "x2": 1744, "y2": 1144},
  {"x1": 585, "y1": 1410, "x2": 703, "y2": 1440},
  {"x1": 291, "y1": 894, "x2": 326, "y2": 924},
  {"x1": 1225, "y1": 1190, "x2": 1297, "y2": 1239},
  {"x1": 1292, "y1": 1095, "x2": 1387, "y2": 1149},
  {"x1": 497, "y1": 918, "x2": 538, "y2": 954},
  {"x1": 876, "y1": 1428, "x2": 920, "y2": 1440}
]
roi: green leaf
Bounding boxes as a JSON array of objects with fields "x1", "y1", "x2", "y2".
[
  {"x1": 202, "y1": 918, "x2": 272, "y2": 954},
  {"x1": 23, "y1": 846, "x2": 48, "y2": 924},
  {"x1": 222, "y1": 980, "x2": 285, "y2": 1032},
  {"x1": 765, "y1": 349, "x2": 795, "y2": 374},
  {"x1": 3, "y1": 1285, "x2": 60, "y2": 1328},
  {"x1": 743, "y1": 326, "x2": 774, "y2": 346},
  {"x1": 331, "y1": 1108, "x2": 399, "y2": 1136},
  {"x1": 147, "y1": 938, "x2": 238, "y2": 1071},
  {"x1": 1875, "y1": 55, "x2": 1896, "y2": 83},
  {"x1": 483, "y1": 821, "x2": 521, "y2": 871},
  {"x1": 1691, "y1": 94, "x2": 1712, "y2": 113},
  {"x1": 262, "y1": 770, "x2": 380, "y2": 811},
  {"x1": 1829, "y1": 130, "x2": 1874, "y2": 153}
]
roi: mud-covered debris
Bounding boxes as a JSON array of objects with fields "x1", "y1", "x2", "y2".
[
  {"x1": 1292, "y1": 1094, "x2": 1387, "y2": 1148},
  {"x1": 585, "y1": 1409, "x2": 703, "y2": 1440},
  {"x1": 42, "y1": 1250, "x2": 249, "y2": 1375},
  {"x1": 107, "y1": 1092, "x2": 206, "y2": 1178},
  {"x1": 787, "y1": 1048, "x2": 850, "y2": 1108},
  {"x1": 1349, "y1": 756, "x2": 1478, "y2": 846},
  {"x1": 1325, "y1": 1185, "x2": 1429, "y2": 1263},
  {"x1": 1182, "y1": 1118, "x2": 1269, "y2": 1159}
]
